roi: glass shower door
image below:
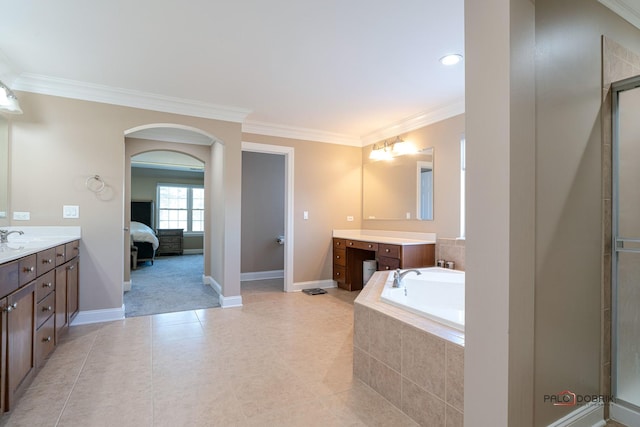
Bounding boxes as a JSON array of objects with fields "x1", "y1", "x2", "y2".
[{"x1": 613, "y1": 77, "x2": 640, "y2": 410}]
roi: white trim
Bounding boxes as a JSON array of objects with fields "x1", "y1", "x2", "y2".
[
  {"x1": 599, "y1": 0, "x2": 640, "y2": 30},
  {"x1": 292, "y1": 279, "x2": 337, "y2": 292},
  {"x1": 71, "y1": 305, "x2": 125, "y2": 325},
  {"x1": 360, "y1": 100, "x2": 466, "y2": 146},
  {"x1": 220, "y1": 295, "x2": 243, "y2": 308},
  {"x1": 611, "y1": 402, "x2": 640, "y2": 426},
  {"x1": 183, "y1": 248, "x2": 203, "y2": 255},
  {"x1": 203, "y1": 275, "x2": 221, "y2": 294},
  {"x1": 242, "y1": 142, "x2": 295, "y2": 292},
  {"x1": 243, "y1": 120, "x2": 361, "y2": 146},
  {"x1": 546, "y1": 404, "x2": 605, "y2": 427},
  {"x1": 123, "y1": 280, "x2": 131, "y2": 293},
  {"x1": 13, "y1": 73, "x2": 251, "y2": 123},
  {"x1": 241, "y1": 270, "x2": 284, "y2": 281}
]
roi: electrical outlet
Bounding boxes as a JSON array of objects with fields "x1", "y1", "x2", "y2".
[
  {"x1": 303, "y1": 211, "x2": 309, "y2": 220},
  {"x1": 63, "y1": 205, "x2": 80, "y2": 219},
  {"x1": 347, "y1": 216, "x2": 354, "y2": 222},
  {"x1": 13, "y1": 211, "x2": 30, "y2": 220}
]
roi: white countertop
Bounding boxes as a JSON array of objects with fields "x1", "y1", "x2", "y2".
[
  {"x1": 332, "y1": 229, "x2": 436, "y2": 245},
  {"x1": 0, "y1": 226, "x2": 82, "y2": 264}
]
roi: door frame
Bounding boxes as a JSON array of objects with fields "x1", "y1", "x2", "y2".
[{"x1": 241, "y1": 141, "x2": 294, "y2": 292}]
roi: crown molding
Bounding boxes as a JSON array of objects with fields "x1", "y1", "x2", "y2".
[
  {"x1": 242, "y1": 120, "x2": 361, "y2": 147},
  {"x1": 12, "y1": 73, "x2": 252, "y2": 123},
  {"x1": 599, "y1": 0, "x2": 640, "y2": 29},
  {"x1": 360, "y1": 99, "x2": 466, "y2": 146},
  {"x1": 0, "y1": 50, "x2": 21, "y2": 87}
]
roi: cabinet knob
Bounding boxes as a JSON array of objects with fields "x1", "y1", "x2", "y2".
[
  {"x1": 336, "y1": 255, "x2": 340, "y2": 259},
  {"x1": 5, "y1": 302, "x2": 17, "y2": 312},
  {"x1": 385, "y1": 248, "x2": 390, "y2": 253},
  {"x1": 42, "y1": 305, "x2": 53, "y2": 312},
  {"x1": 68, "y1": 265, "x2": 75, "y2": 271},
  {"x1": 43, "y1": 282, "x2": 53, "y2": 288},
  {"x1": 56, "y1": 253, "x2": 65, "y2": 258},
  {"x1": 368, "y1": 244, "x2": 372, "y2": 248},
  {"x1": 43, "y1": 258, "x2": 53, "y2": 264},
  {"x1": 336, "y1": 272, "x2": 341, "y2": 276},
  {"x1": 349, "y1": 242, "x2": 353, "y2": 246},
  {"x1": 23, "y1": 266, "x2": 35, "y2": 273},
  {"x1": 336, "y1": 242, "x2": 341, "y2": 246},
  {"x1": 385, "y1": 266, "x2": 390, "y2": 270},
  {"x1": 43, "y1": 336, "x2": 52, "y2": 342}
]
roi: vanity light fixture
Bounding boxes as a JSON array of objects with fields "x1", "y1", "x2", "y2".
[
  {"x1": 0, "y1": 80, "x2": 22, "y2": 114},
  {"x1": 369, "y1": 136, "x2": 416, "y2": 160},
  {"x1": 439, "y1": 53, "x2": 463, "y2": 66}
]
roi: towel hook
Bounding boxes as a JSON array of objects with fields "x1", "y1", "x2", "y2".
[{"x1": 85, "y1": 174, "x2": 106, "y2": 193}]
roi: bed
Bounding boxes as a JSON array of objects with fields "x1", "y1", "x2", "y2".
[{"x1": 130, "y1": 221, "x2": 159, "y2": 267}]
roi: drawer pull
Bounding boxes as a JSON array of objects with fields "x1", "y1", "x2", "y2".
[
  {"x1": 42, "y1": 258, "x2": 53, "y2": 264},
  {"x1": 335, "y1": 255, "x2": 340, "y2": 259},
  {"x1": 56, "y1": 253, "x2": 65, "y2": 257},
  {"x1": 23, "y1": 266, "x2": 35, "y2": 273},
  {"x1": 368, "y1": 244, "x2": 373, "y2": 248},
  {"x1": 336, "y1": 242, "x2": 341, "y2": 246},
  {"x1": 349, "y1": 242, "x2": 353, "y2": 246},
  {"x1": 42, "y1": 305, "x2": 53, "y2": 312},
  {"x1": 385, "y1": 266, "x2": 390, "y2": 270},
  {"x1": 42, "y1": 282, "x2": 53, "y2": 288},
  {"x1": 68, "y1": 265, "x2": 75, "y2": 271},
  {"x1": 43, "y1": 336, "x2": 52, "y2": 343},
  {"x1": 336, "y1": 272, "x2": 341, "y2": 276},
  {"x1": 385, "y1": 248, "x2": 390, "y2": 253},
  {"x1": 5, "y1": 302, "x2": 17, "y2": 312}
]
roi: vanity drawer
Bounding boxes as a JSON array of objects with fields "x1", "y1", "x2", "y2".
[
  {"x1": 37, "y1": 291, "x2": 55, "y2": 329},
  {"x1": 55, "y1": 244, "x2": 66, "y2": 266},
  {"x1": 333, "y1": 248, "x2": 346, "y2": 267},
  {"x1": 346, "y1": 240, "x2": 378, "y2": 252},
  {"x1": 36, "y1": 314, "x2": 55, "y2": 367},
  {"x1": 378, "y1": 256, "x2": 400, "y2": 271},
  {"x1": 0, "y1": 260, "x2": 19, "y2": 298},
  {"x1": 19, "y1": 254, "x2": 37, "y2": 286},
  {"x1": 35, "y1": 270, "x2": 55, "y2": 302},
  {"x1": 378, "y1": 244, "x2": 400, "y2": 259},
  {"x1": 65, "y1": 241, "x2": 80, "y2": 261},
  {"x1": 333, "y1": 238, "x2": 346, "y2": 249},
  {"x1": 37, "y1": 247, "x2": 56, "y2": 276},
  {"x1": 333, "y1": 266, "x2": 346, "y2": 284}
]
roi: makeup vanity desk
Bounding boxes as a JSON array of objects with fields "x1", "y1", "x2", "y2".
[{"x1": 332, "y1": 230, "x2": 436, "y2": 291}]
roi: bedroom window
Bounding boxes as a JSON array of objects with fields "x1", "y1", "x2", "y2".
[{"x1": 157, "y1": 184, "x2": 204, "y2": 233}]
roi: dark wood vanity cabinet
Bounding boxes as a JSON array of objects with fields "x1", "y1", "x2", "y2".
[
  {"x1": 0, "y1": 239, "x2": 80, "y2": 412},
  {"x1": 332, "y1": 237, "x2": 435, "y2": 291}
]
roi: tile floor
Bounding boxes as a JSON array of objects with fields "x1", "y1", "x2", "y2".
[{"x1": 0, "y1": 279, "x2": 419, "y2": 426}]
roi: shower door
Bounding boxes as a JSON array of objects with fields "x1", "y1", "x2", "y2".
[{"x1": 613, "y1": 76, "x2": 640, "y2": 411}]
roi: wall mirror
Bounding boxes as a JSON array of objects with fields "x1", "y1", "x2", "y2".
[
  {"x1": 0, "y1": 116, "x2": 8, "y2": 219},
  {"x1": 363, "y1": 147, "x2": 433, "y2": 220}
]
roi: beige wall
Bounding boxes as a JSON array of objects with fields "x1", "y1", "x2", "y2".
[
  {"x1": 9, "y1": 92, "x2": 241, "y2": 311},
  {"x1": 242, "y1": 133, "x2": 362, "y2": 283},
  {"x1": 362, "y1": 114, "x2": 464, "y2": 238},
  {"x1": 241, "y1": 151, "x2": 285, "y2": 273}
]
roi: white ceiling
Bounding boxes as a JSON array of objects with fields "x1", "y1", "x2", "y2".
[
  {"x1": 0, "y1": 0, "x2": 465, "y2": 146},
  {"x1": 599, "y1": 0, "x2": 640, "y2": 29}
]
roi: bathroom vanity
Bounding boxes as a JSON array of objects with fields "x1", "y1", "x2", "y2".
[
  {"x1": 0, "y1": 227, "x2": 80, "y2": 412},
  {"x1": 332, "y1": 230, "x2": 435, "y2": 291}
]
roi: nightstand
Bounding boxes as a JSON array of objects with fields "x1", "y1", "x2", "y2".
[{"x1": 156, "y1": 229, "x2": 184, "y2": 255}]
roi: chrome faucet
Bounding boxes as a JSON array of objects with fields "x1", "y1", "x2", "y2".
[
  {"x1": 393, "y1": 268, "x2": 421, "y2": 288},
  {"x1": 0, "y1": 230, "x2": 23, "y2": 244}
]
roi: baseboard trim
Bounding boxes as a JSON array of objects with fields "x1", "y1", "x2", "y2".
[
  {"x1": 610, "y1": 402, "x2": 640, "y2": 427},
  {"x1": 220, "y1": 295, "x2": 243, "y2": 308},
  {"x1": 71, "y1": 305, "x2": 125, "y2": 326},
  {"x1": 183, "y1": 249, "x2": 203, "y2": 255},
  {"x1": 292, "y1": 279, "x2": 337, "y2": 292},
  {"x1": 123, "y1": 280, "x2": 131, "y2": 293},
  {"x1": 547, "y1": 404, "x2": 605, "y2": 427},
  {"x1": 203, "y1": 275, "x2": 243, "y2": 308},
  {"x1": 241, "y1": 270, "x2": 284, "y2": 281}
]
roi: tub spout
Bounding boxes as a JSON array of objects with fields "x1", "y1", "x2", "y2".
[
  {"x1": 0, "y1": 230, "x2": 23, "y2": 244},
  {"x1": 393, "y1": 269, "x2": 421, "y2": 288}
]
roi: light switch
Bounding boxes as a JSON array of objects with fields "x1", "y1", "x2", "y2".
[
  {"x1": 347, "y1": 216, "x2": 354, "y2": 222},
  {"x1": 63, "y1": 205, "x2": 80, "y2": 219},
  {"x1": 303, "y1": 211, "x2": 309, "y2": 220}
]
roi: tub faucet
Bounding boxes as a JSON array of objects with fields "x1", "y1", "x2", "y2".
[
  {"x1": 393, "y1": 268, "x2": 421, "y2": 288},
  {"x1": 0, "y1": 230, "x2": 23, "y2": 244}
]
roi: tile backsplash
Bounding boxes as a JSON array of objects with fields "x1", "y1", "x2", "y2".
[{"x1": 436, "y1": 238, "x2": 465, "y2": 271}]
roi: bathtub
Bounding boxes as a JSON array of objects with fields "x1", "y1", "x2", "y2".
[{"x1": 380, "y1": 267, "x2": 465, "y2": 331}]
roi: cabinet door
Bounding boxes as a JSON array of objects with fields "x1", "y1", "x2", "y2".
[
  {"x1": 55, "y1": 265, "x2": 67, "y2": 339},
  {"x1": 66, "y1": 258, "x2": 79, "y2": 323},
  {"x1": 6, "y1": 281, "x2": 36, "y2": 410},
  {"x1": 0, "y1": 297, "x2": 6, "y2": 414}
]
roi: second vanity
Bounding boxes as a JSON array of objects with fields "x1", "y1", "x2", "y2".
[
  {"x1": 0, "y1": 226, "x2": 81, "y2": 413},
  {"x1": 332, "y1": 230, "x2": 436, "y2": 291}
]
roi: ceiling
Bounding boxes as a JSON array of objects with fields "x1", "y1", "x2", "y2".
[{"x1": 0, "y1": 0, "x2": 465, "y2": 146}]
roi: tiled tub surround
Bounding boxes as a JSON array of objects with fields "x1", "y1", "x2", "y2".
[
  {"x1": 435, "y1": 238, "x2": 465, "y2": 271},
  {"x1": 354, "y1": 271, "x2": 464, "y2": 427}
]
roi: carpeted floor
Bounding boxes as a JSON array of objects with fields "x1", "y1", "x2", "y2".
[{"x1": 124, "y1": 254, "x2": 220, "y2": 317}]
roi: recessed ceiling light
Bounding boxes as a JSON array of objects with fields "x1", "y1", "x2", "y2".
[{"x1": 440, "y1": 54, "x2": 463, "y2": 66}]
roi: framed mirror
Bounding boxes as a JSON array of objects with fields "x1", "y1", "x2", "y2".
[{"x1": 363, "y1": 147, "x2": 433, "y2": 220}]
